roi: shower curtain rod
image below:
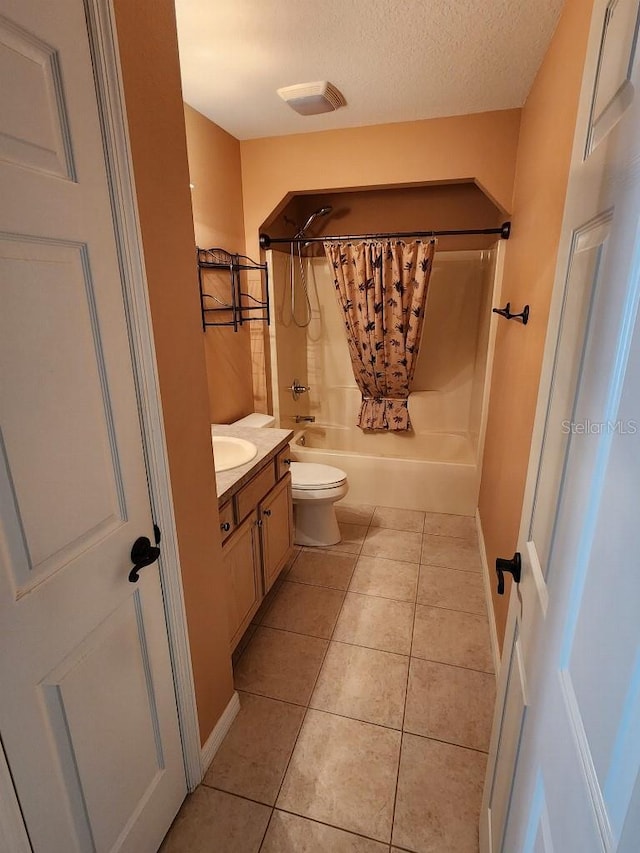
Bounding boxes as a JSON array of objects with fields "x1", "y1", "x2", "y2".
[{"x1": 259, "y1": 221, "x2": 511, "y2": 249}]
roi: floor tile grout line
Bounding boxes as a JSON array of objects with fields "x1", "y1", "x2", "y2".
[
  {"x1": 414, "y1": 600, "x2": 490, "y2": 620},
  {"x1": 230, "y1": 623, "x2": 258, "y2": 668},
  {"x1": 415, "y1": 600, "x2": 489, "y2": 618},
  {"x1": 268, "y1": 557, "x2": 489, "y2": 613},
  {"x1": 239, "y1": 618, "x2": 494, "y2": 680},
  {"x1": 419, "y1": 560, "x2": 483, "y2": 575},
  {"x1": 303, "y1": 705, "x2": 403, "y2": 735},
  {"x1": 389, "y1": 560, "x2": 420, "y2": 846},
  {"x1": 259, "y1": 589, "x2": 347, "y2": 640},
  {"x1": 267, "y1": 804, "x2": 399, "y2": 848},
  {"x1": 257, "y1": 546, "x2": 359, "y2": 640},
  {"x1": 408, "y1": 650, "x2": 495, "y2": 676},
  {"x1": 232, "y1": 687, "x2": 308, "y2": 710},
  {"x1": 257, "y1": 807, "x2": 276, "y2": 853},
  {"x1": 254, "y1": 551, "x2": 306, "y2": 628},
  {"x1": 348, "y1": 589, "x2": 418, "y2": 605},
  {"x1": 399, "y1": 730, "x2": 491, "y2": 756},
  {"x1": 419, "y1": 562, "x2": 483, "y2": 574},
  {"x1": 200, "y1": 781, "x2": 276, "y2": 810},
  {"x1": 242, "y1": 622, "x2": 413, "y2": 657}
]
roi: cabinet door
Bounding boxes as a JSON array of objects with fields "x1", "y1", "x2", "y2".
[
  {"x1": 260, "y1": 474, "x2": 294, "y2": 593},
  {"x1": 222, "y1": 510, "x2": 261, "y2": 650}
]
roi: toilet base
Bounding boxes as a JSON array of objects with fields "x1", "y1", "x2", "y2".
[{"x1": 293, "y1": 500, "x2": 342, "y2": 547}]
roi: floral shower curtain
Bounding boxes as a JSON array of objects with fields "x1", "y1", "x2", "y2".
[{"x1": 324, "y1": 239, "x2": 436, "y2": 431}]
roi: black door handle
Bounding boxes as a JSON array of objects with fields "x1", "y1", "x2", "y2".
[
  {"x1": 129, "y1": 536, "x2": 160, "y2": 583},
  {"x1": 496, "y1": 552, "x2": 521, "y2": 595}
]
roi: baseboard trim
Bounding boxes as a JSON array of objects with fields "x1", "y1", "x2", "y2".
[
  {"x1": 200, "y1": 691, "x2": 241, "y2": 776},
  {"x1": 475, "y1": 510, "x2": 501, "y2": 678}
]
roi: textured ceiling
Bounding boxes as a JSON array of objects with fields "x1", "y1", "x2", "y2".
[{"x1": 175, "y1": 0, "x2": 564, "y2": 141}]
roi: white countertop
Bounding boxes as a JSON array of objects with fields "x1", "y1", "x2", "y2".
[{"x1": 212, "y1": 424, "x2": 293, "y2": 505}]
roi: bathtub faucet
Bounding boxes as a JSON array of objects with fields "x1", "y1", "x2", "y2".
[
  {"x1": 294, "y1": 415, "x2": 316, "y2": 424},
  {"x1": 289, "y1": 379, "x2": 310, "y2": 401}
]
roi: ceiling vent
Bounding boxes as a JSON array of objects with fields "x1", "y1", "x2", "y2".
[{"x1": 277, "y1": 81, "x2": 346, "y2": 116}]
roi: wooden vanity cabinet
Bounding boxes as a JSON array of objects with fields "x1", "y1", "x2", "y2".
[
  {"x1": 221, "y1": 455, "x2": 294, "y2": 651},
  {"x1": 223, "y1": 510, "x2": 261, "y2": 651},
  {"x1": 259, "y1": 474, "x2": 294, "y2": 595}
]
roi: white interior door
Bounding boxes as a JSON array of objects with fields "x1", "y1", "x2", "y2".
[
  {"x1": 482, "y1": 1, "x2": 640, "y2": 849},
  {"x1": 0, "y1": 2, "x2": 186, "y2": 851}
]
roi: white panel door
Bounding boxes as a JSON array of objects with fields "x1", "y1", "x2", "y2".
[
  {"x1": 0, "y1": 2, "x2": 186, "y2": 851},
  {"x1": 482, "y1": 1, "x2": 640, "y2": 850}
]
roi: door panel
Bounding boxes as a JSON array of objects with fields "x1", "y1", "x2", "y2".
[
  {"x1": 0, "y1": 237, "x2": 125, "y2": 588},
  {"x1": 42, "y1": 592, "x2": 164, "y2": 852},
  {"x1": 485, "y1": 621, "x2": 527, "y2": 850},
  {"x1": 566, "y1": 314, "x2": 640, "y2": 844},
  {"x1": 587, "y1": 0, "x2": 640, "y2": 153},
  {"x1": 528, "y1": 215, "x2": 611, "y2": 579},
  {"x1": 484, "y1": 1, "x2": 640, "y2": 849},
  {"x1": 521, "y1": 775, "x2": 554, "y2": 853},
  {"x1": 0, "y1": 13, "x2": 75, "y2": 178},
  {"x1": 0, "y1": 2, "x2": 185, "y2": 851}
]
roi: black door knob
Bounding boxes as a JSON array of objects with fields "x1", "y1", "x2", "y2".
[
  {"x1": 129, "y1": 535, "x2": 160, "y2": 583},
  {"x1": 495, "y1": 552, "x2": 522, "y2": 595}
]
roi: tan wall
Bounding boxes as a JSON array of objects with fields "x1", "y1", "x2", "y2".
[
  {"x1": 241, "y1": 110, "x2": 521, "y2": 242},
  {"x1": 478, "y1": 0, "x2": 595, "y2": 649},
  {"x1": 113, "y1": 0, "x2": 234, "y2": 744},
  {"x1": 184, "y1": 105, "x2": 254, "y2": 424},
  {"x1": 241, "y1": 110, "x2": 522, "y2": 410}
]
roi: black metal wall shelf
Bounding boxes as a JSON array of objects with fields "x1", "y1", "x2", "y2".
[{"x1": 197, "y1": 247, "x2": 269, "y2": 332}]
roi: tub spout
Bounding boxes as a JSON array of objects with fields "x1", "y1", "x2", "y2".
[{"x1": 294, "y1": 415, "x2": 316, "y2": 424}]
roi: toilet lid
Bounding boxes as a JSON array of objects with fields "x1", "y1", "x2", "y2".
[{"x1": 290, "y1": 462, "x2": 347, "y2": 489}]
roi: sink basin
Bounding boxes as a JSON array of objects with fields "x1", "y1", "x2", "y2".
[{"x1": 212, "y1": 435, "x2": 258, "y2": 472}]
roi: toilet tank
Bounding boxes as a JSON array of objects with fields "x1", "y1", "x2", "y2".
[{"x1": 232, "y1": 413, "x2": 276, "y2": 429}]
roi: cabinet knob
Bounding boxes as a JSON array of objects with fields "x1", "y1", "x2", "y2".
[
  {"x1": 282, "y1": 458, "x2": 291, "y2": 465},
  {"x1": 263, "y1": 509, "x2": 272, "y2": 517},
  {"x1": 220, "y1": 521, "x2": 231, "y2": 532}
]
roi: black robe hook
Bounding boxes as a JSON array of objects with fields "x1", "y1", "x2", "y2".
[{"x1": 492, "y1": 302, "x2": 529, "y2": 325}]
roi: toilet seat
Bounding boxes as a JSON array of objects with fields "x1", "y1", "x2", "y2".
[{"x1": 290, "y1": 462, "x2": 347, "y2": 490}]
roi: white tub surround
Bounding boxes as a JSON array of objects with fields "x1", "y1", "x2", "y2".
[{"x1": 269, "y1": 246, "x2": 505, "y2": 517}]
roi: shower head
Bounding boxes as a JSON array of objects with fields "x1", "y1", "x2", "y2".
[{"x1": 296, "y1": 206, "x2": 332, "y2": 237}]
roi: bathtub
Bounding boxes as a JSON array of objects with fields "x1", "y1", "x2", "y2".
[{"x1": 289, "y1": 424, "x2": 479, "y2": 515}]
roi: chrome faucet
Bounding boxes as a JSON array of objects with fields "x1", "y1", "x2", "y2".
[{"x1": 294, "y1": 415, "x2": 315, "y2": 424}]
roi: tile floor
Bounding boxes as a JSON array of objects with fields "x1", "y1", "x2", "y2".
[{"x1": 160, "y1": 504, "x2": 496, "y2": 853}]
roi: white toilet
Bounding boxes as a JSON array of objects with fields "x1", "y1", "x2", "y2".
[
  {"x1": 232, "y1": 413, "x2": 348, "y2": 547},
  {"x1": 288, "y1": 461, "x2": 348, "y2": 546}
]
